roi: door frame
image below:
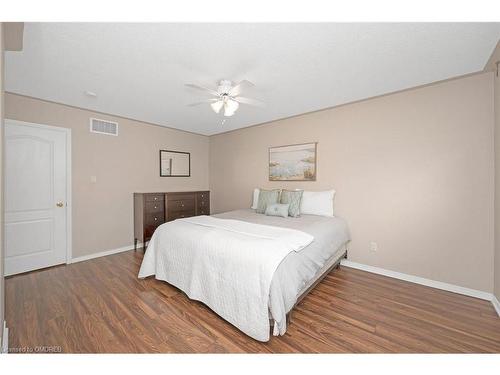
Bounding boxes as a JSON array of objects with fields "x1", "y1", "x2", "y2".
[{"x1": 4, "y1": 119, "x2": 73, "y2": 264}]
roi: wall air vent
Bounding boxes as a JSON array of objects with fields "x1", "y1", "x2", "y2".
[{"x1": 90, "y1": 118, "x2": 118, "y2": 136}]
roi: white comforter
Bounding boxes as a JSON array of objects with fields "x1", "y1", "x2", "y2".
[{"x1": 138, "y1": 215, "x2": 314, "y2": 341}]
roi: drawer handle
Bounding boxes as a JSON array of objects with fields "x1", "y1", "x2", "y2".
[
  {"x1": 154, "y1": 217, "x2": 158, "y2": 221},
  {"x1": 154, "y1": 197, "x2": 158, "y2": 201},
  {"x1": 154, "y1": 206, "x2": 157, "y2": 209},
  {"x1": 181, "y1": 203, "x2": 185, "y2": 207}
]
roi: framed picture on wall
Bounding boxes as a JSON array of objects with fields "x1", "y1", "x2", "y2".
[{"x1": 269, "y1": 142, "x2": 317, "y2": 181}]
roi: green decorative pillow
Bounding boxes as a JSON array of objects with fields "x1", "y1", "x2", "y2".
[
  {"x1": 256, "y1": 189, "x2": 280, "y2": 214},
  {"x1": 265, "y1": 203, "x2": 290, "y2": 218},
  {"x1": 280, "y1": 189, "x2": 304, "y2": 217}
]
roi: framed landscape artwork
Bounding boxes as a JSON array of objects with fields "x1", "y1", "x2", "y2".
[{"x1": 269, "y1": 142, "x2": 317, "y2": 181}]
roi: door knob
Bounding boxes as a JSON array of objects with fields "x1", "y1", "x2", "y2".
[{"x1": 56, "y1": 202, "x2": 64, "y2": 207}]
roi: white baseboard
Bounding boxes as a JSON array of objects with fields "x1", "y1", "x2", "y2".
[
  {"x1": 340, "y1": 259, "x2": 494, "y2": 302},
  {"x1": 492, "y1": 296, "x2": 500, "y2": 317},
  {"x1": 70, "y1": 242, "x2": 145, "y2": 264},
  {"x1": 2, "y1": 321, "x2": 8, "y2": 354}
]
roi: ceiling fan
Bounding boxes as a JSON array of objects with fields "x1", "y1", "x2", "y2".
[{"x1": 186, "y1": 79, "x2": 264, "y2": 117}]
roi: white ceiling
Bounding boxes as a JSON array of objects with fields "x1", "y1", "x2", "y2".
[{"x1": 5, "y1": 23, "x2": 500, "y2": 136}]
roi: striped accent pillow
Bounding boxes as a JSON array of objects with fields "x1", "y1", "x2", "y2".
[
  {"x1": 256, "y1": 189, "x2": 281, "y2": 214},
  {"x1": 280, "y1": 189, "x2": 304, "y2": 217}
]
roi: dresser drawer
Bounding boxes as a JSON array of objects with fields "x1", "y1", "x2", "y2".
[
  {"x1": 168, "y1": 198, "x2": 195, "y2": 211},
  {"x1": 167, "y1": 205, "x2": 196, "y2": 220},
  {"x1": 167, "y1": 193, "x2": 195, "y2": 201},
  {"x1": 197, "y1": 198, "x2": 209, "y2": 209},
  {"x1": 168, "y1": 210, "x2": 195, "y2": 221},
  {"x1": 197, "y1": 207, "x2": 209, "y2": 216},
  {"x1": 197, "y1": 192, "x2": 209, "y2": 200},
  {"x1": 145, "y1": 212, "x2": 165, "y2": 226},
  {"x1": 145, "y1": 201, "x2": 164, "y2": 213},
  {"x1": 145, "y1": 193, "x2": 164, "y2": 202}
]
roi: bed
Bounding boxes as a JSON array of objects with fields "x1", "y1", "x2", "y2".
[{"x1": 138, "y1": 208, "x2": 350, "y2": 341}]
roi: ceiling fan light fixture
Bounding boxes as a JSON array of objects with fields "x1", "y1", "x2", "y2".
[
  {"x1": 210, "y1": 100, "x2": 224, "y2": 114},
  {"x1": 187, "y1": 79, "x2": 263, "y2": 120},
  {"x1": 223, "y1": 99, "x2": 239, "y2": 117}
]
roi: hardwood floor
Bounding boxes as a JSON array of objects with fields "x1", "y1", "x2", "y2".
[{"x1": 5, "y1": 249, "x2": 500, "y2": 353}]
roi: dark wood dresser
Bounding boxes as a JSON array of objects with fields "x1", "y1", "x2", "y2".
[{"x1": 133, "y1": 191, "x2": 210, "y2": 250}]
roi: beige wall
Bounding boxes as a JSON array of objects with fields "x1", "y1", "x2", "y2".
[
  {"x1": 0, "y1": 23, "x2": 5, "y2": 345},
  {"x1": 495, "y1": 59, "x2": 500, "y2": 301},
  {"x1": 5, "y1": 93, "x2": 209, "y2": 258},
  {"x1": 3, "y1": 22, "x2": 23, "y2": 51},
  {"x1": 210, "y1": 73, "x2": 495, "y2": 293}
]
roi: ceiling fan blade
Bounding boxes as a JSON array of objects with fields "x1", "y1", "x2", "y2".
[
  {"x1": 187, "y1": 98, "x2": 218, "y2": 107},
  {"x1": 185, "y1": 83, "x2": 220, "y2": 97},
  {"x1": 229, "y1": 80, "x2": 255, "y2": 96},
  {"x1": 234, "y1": 96, "x2": 265, "y2": 107}
]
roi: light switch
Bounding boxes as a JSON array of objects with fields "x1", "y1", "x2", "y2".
[{"x1": 90, "y1": 175, "x2": 97, "y2": 183}]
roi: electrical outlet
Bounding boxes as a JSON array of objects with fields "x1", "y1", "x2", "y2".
[{"x1": 370, "y1": 241, "x2": 378, "y2": 252}]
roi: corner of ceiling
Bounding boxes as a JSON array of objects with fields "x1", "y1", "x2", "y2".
[{"x1": 483, "y1": 39, "x2": 500, "y2": 73}]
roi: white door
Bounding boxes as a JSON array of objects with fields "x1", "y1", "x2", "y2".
[{"x1": 4, "y1": 120, "x2": 70, "y2": 276}]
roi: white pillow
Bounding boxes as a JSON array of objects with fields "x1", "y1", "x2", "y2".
[
  {"x1": 300, "y1": 190, "x2": 336, "y2": 217},
  {"x1": 251, "y1": 188, "x2": 260, "y2": 209}
]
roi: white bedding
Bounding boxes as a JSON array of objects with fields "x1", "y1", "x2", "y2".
[{"x1": 138, "y1": 215, "x2": 313, "y2": 341}]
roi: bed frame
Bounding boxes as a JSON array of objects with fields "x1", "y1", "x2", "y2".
[{"x1": 273, "y1": 243, "x2": 349, "y2": 328}]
